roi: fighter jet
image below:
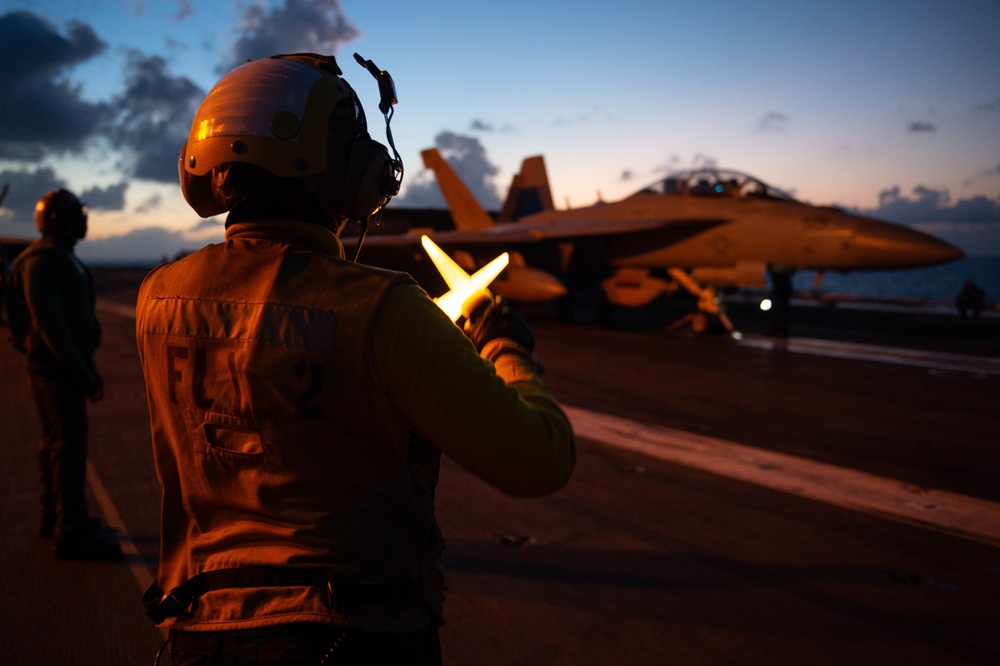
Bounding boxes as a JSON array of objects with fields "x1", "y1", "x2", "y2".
[{"x1": 362, "y1": 151, "x2": 965, "y2": 331}]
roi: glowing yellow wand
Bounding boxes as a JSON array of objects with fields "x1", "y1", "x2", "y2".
[{"x1": 421, "y1": 235, "x2": 509, "y2": 322}]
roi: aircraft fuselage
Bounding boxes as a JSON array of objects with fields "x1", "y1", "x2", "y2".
[{"x1": 526, "y1": 192, "x2": 963, "y2": 273}]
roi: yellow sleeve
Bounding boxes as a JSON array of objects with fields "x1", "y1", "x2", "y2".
[{"x1": 370, "y1": 282, "x2": 576, "y2": 497}]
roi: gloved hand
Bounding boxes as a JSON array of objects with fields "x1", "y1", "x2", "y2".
[
  {"x1": 76, "y1": 367, "x2": 104, "y2": 403},
  {"x1": 463, "y1": 295, "x2": 535, "y2": 353}
]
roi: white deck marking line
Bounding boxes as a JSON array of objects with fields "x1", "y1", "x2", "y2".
[
  {"x1": 739, "y1": 335, "x2": 1000, "y2": 376},
  {"x1": 86, "y1": 461, "x2": 168, "y2": 638},
  {"x1": 564, "y1": 405, "x2": 1000, "y2": 549}
]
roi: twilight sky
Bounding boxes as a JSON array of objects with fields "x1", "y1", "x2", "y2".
[{"x1": 1, "y1": 0, "x2": 998, "y2": 262}]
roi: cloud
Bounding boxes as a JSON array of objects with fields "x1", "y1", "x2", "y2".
[
  {"x1": 393, "y1": 171, "x2": 445, "y2": 208},
  {"x1": 653, "y1": 154, "x2": 719, "y2": 176},
  {"x1": 174, "y1": 0, "x2": 193, "y2": 21},
  {"x1": 76, "y1": 225, "x2": 221, "y2": 265},
  {"x1": 470, "y1": 118, "x2": 514, "y2": 133},
  {"x1": 0, "y1": 169, "x2": 126, "y2": 235},
  {"x1": 971, "y1": 98, "x2": 1000, "y2": 113},
  {"x1": 756, "y1": 111, "x2": 790, "y2": 133},
  {"x1": 907, "y1": 121, "x2": 936, "y2": 133},
  {"x1": 851, "y1": 185, "x2": 1000, "y2": 255},
  {"x1": 653, "y1": 155, "x2": 684, "y2": 174},
  {"x1": 136, "y1": 193, "x2": 164, "y2": 213},
  {"x1": 218, "y1": 0, "x2": 360, "y2": 74},
  {"x1": 394, "y1": 131, "x2": 502, "y2": 210},
  {"x1": 80, "y1": 182, "x2": 128, "y2": 210},
  {"x1": 109, "y1": 52, "x2": 205, "y2": 183},
  {"x1": 0, "y1": 166, "x2": 67, "y2": 236},
  {"x1": 860, "y1": 185, "x2": 999, "y2": 226},
  {"x1": 191, "y1": 217, "x2": 222, "y2": 232},
  {"x1": 690, "y1": 154, "x2": 719, "y2": 170},
  {"x1": 0, "y1": 11, "x2": 109, "y2": 160}
]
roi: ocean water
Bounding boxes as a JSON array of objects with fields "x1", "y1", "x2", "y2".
[{"x1": 789, "y1": 256, "x2": 1000, "y2": 304}]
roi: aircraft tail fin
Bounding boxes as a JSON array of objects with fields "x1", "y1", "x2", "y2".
[
  {"x1": 421, "y1": 148, "x2": 496, "y2": 230},
  {"x1": 499, "y1": 155, "x2": 554, "y2": 221}
]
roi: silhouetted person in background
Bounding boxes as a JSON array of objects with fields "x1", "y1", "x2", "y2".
[
  {"x1": 768, "y1": 267, "x2": 793, "y2": 340},
  {"x1": 956, "y1": 280, "x2": 986, "y2": 318},
  {"x1": 4, "y1": 189, "x2": 121, "y2": 561},
  {"x1": 137, "y1": 53, "x2": 575, "y2": 665}
]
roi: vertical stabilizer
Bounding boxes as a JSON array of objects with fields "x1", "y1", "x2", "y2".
[
  {"x1": 499, "y1": 155, "x2": 554, "y2": 221},
  {"x1": 420, "y1": 149, "x2": 496, "y2": 230}
]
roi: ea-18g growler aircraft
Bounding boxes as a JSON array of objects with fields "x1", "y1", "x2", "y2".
[{"x1": 365, "y1": 150, "x2": 964, "y2": 332}]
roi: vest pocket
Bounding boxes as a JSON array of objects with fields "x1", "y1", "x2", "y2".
[
  {"x1": 186, "y1": 409, "x2": 281, "y2": 465},
  {"x1": 205, "y1": 422, "x2": 263, "y2": 455}
]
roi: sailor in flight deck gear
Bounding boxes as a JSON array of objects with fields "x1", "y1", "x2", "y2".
[
  {"x1": 6, "y1": 189, "x2": 121, "y2": 561},
  {"x1": 136, "y1": 53, "x2": 575, "y2": 665}
]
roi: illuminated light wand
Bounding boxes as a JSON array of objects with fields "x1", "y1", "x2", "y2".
[{"x1": 421, "y1": 235, "x2": 509, "y2": 322}]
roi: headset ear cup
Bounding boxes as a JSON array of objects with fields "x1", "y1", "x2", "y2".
[
  {"x1": 322, "y1": 134, "x2": 395, "y2": 220},
  {"x1": 350, "y1": 138, "x2": 395, "y2": 217}
]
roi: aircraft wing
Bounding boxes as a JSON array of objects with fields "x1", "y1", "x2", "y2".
[{"x1": 361, "y1": 217, "x2": 728, "y2": 248}]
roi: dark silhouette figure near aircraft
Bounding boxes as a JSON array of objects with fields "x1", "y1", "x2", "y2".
[
  {"x1": 956, "y1": 280, "x2": 986, "y2": 318},
  {"x1": 137, "y1": 53, "x2": 575, "y2": 665},
  {"x1": 768, "y1": 268, "x2": 793, "y2": 340},
  {"x1": 4, "y1": 189, "x2": 121, "y2": 561}
]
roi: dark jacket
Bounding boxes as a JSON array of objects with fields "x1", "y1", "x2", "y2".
[{"x1": 6, "y1": 236, "x2": 101, "y2": 393}]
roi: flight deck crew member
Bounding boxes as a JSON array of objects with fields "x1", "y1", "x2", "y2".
[
  {"x1": 5, "y1": 189, "x2": 121, "y2": 561},
  {"x1": 136, "y1": 53, "x2": 576, "y2": 665}
]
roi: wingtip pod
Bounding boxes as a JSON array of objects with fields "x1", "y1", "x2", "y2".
[{"x1": 421, "y1": 235, "x2": 509, "y2": 321}]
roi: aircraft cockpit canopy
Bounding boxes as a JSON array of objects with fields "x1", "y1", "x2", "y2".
[{"x1": 639, "y1": 168, "x2": 796, "y2": 202}]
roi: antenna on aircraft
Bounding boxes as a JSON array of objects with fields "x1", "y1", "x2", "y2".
[{"x1": 0, "y1": 183, "x2": 9, "y2": 208}]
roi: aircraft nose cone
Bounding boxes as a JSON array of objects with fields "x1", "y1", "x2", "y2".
[
  {"x1": 934, "y1": 240, "x2": 966, "y2": 264},
  {"x1": 855, "y1": 221, "x2": 965, "y2": 268},
  {"x1": 543, "y1": 280, "x2": 569, "y2": 297},
  {"x1": 897, "y1": 229, "x2": 965, "y2": 266}
]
